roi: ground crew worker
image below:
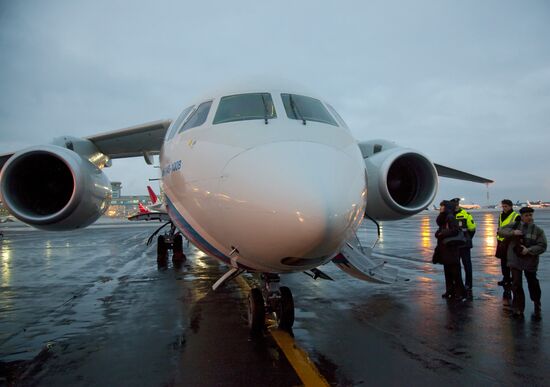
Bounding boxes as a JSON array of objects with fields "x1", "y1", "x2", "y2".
[
  {"x1": 451, "y1": 198, "x2": 476, "y2": 300},
  {"x1": 498, "y1": 207, "x2": 547, "y2": 318},
  {"x1": 495, "y1": 199, "x2": 520, "y2": 300}
]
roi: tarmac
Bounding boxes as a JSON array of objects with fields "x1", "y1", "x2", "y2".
[{"x1": 1, "y1": 210, "x2": 549, "y2": 386}]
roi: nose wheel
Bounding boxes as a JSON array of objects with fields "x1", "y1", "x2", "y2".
[
  {"x1": 246, "y1": 274, "x2": 295, "y2": 334},
  {"x1": 276, "y1": 286, "x2": 294, "y2": 330},
  {"x1": 248, "y1": 288, "x2": 265, "y2": 334},
  {"x1": 147, "y1": 221, "x2": 186, "y2": 266}
]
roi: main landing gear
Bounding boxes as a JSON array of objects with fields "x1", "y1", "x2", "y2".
[
  {"x1": 247, "y1": 273, "x2": 295, "y2": 334},
  {"x1": 147, "y1": 221, "x2": 186, "y2": 266}
]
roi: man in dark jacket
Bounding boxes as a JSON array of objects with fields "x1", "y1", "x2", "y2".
[
  {"x1": 498, "y1": 207, "x2": 547, "y2": 318},
  {"x1": 434, "y1": 200, "x2": 465, "y2": 300}
]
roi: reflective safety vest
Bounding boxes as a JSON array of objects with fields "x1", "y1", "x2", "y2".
[
  {"x1": 497, "y1": 211, "x2": 520, "y2": 242},
  {"x1": 455, "y1": 208, "x2": 476, "y2": 233}
]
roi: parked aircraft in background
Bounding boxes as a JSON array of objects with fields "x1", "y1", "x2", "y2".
[
  {"x1": 458, "y1": 203, "x2": 481, "y2": 210},
  {"x1": 0, "y1": 214, "x2": 15, "y2": 223},
  {"x1": 526, "y1": 200, "x2": 544, "y2": 209},
  {"x1": 513, "y1": 200, "x2": 549, "y2": 209},
  {"x1": 146, "y1": 185, "x2": 165, "y2": 212},
  {"x1": 138, "y1": 202, "x2": 152, "y2": 214},
  {"x1": 0, "y1": 82, "x2": 493, "y2": 333}
]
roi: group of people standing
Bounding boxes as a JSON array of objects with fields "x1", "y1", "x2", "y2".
[{"x1": 432, "y1": 198, "x2": 547, "y2": 318}]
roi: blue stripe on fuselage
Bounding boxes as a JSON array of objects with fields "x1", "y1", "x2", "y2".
[{"x1": 164, "y1": 195, "x2": 234, "y2": 266}]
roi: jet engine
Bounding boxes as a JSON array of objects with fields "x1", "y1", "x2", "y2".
[
  {"x1": 0, "y1": 145, "x2": 112, "y2": 230},
  {"x1": 359, "y1": 140, "x2": 438, "y2": 220}
]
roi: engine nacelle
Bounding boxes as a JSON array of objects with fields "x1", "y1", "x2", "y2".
[
  {"x1": 359, "y1": 140, "x2": 438, "y2": 220},
  {"x1": 0, "y1": 145, "x2": 112, "y2": 230}
]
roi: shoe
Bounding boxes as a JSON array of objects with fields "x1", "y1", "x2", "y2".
[
  {"x1": 497, "y1": 280, "x2": 505, "y2": 286},
  {"x1": 441, "y1": 292, "x2": 452, "y2": 299},
  {"x1": 503, "y1": 290, "x2": 512, "y2": 300},
  {"x1": 466, "y1": 289, "x2": 473, "y2": 301}
]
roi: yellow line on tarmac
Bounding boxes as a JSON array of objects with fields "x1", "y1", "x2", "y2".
[
  {"x1": 235, "y1": 276, "x2": 329, "y2": 387},
  {"x1": 270, "y1": 329, "x2": 330, "y2": 387}
]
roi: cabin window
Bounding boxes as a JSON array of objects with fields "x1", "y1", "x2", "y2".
[
  {"x1": 165, "y1": 105, "x2": 194, "y2": 141},
  {"x1": 179, "y1": 100, "x2": 213, "y2": 132},
  {"x1": 213, "y1": 93, "x2": 277, "y2": 124},
  {"x1": 281, "y1": 94, "x2": 338, "y2": 126}
]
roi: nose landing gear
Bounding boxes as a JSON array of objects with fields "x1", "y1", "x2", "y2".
[
  {"x1": 148, "y1": 221, "x2": 186, "y2": 267},
  {"x1": 247, "y1": 273, "x2": 295, "y2": 334}
]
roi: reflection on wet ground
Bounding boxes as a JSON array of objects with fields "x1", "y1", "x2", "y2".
[{"x1": 1, "y1": 211, "x2": 550, "y2": 386}]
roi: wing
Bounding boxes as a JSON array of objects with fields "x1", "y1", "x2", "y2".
[
  {"x1": 87, "y1": 119, "x2": 172, "y2": 159},
  {"x1": 434, "y1": 163, "x2": 493, "y2": 184}
]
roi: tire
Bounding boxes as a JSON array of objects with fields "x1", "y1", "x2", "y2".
[
  {"x1": 277, "y1": 286, "x2": 294, "y2": 331},
  {"x1": 248, "y1": 288, "x2": 265, "y2": 334},
  {"x1": 172, "y1": 234, "x2": 186, "y2": 262},
  {"x1": 157, "y1": 235, "x2": 168, "y2": 262}
]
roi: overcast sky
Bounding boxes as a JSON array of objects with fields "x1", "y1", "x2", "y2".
[{"x1": 1, "y1": 0, "x2": 549, "y2": 205}]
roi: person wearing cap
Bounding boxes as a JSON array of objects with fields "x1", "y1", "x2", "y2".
[
  {"x1": 498, "y1": 207, "x2": 547, "y2": 318},
  {"x1": 495, "y1": 199, "x2": 520, "y2": 300},
  {"x1": 450, "y1": 198, "x2": 476, "y2": 300},
  {"x1": 433, "y1": 200, "x2": 466, "y2": 300}
]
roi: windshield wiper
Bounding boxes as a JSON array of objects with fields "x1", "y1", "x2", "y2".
[
  {"x1": 261, "y1": 94, "x2": 269, "y2": 124},
  {"x1": 289, "y1": 94, "x2": 306, "y2": 125}
]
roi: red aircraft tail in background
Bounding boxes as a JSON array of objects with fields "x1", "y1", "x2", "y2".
[
  {"x1": 138, "y1": 202, "x2": 150, "y2": 214},
  {"x1": 147, "y1": 186, "x2": 158, "y2": 204}
]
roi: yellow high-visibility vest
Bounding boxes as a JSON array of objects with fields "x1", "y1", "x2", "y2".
[
  {"x1": 496, "y1": 211, "x2": 520, "y2": 242},
  {"x1": 455, "y1": 209, "x2": 476, "y2": 232}
]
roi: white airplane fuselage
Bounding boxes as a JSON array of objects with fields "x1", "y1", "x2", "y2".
[{"x1": 160, "y1": 90, "x2": 367, "y2": 273}]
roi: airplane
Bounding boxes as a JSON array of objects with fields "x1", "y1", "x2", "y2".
[
  {"x1": 127, "y1": 186, "x2": 169, "y2": 222},
  {"x1": 452, "y1": 197, "x2": 481, "y2": 210},
  {"x1": 0, "y1": 214, "x2": 15, "y2": 223},
  {"x1": 526, "y1": 200, "x2": 544, "y2": 209},
  {"x1": 0, "y1": 83, "x2": 493, "y2": 333},
  {"x1": 458, "y1": 203, "x2": 481, "y2": 210},
  {"x1": 138, "y1": 202, "x2": 153, "y2": 214},
  {"x1": 146, "y1": 185, "x2": 165, "y2": 212}
]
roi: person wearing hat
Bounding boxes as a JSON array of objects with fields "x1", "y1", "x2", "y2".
[
  {"x1": 498, "y1": 207, "x2": 547, "y2": 318},
  {"x1": 450, "y1": 198, "x2": 476, "y2": 300},
  {"x1": 495, "y1": 199, "x2": 520, "y2": 300}
]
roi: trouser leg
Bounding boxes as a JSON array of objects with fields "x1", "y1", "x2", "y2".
[
  {"x1": 460, "y1": 248, "x2": 472, "y2": 289},
  {"x1": 443, "y1": 265, "x2": 454, "y2": 293},
  {"x1": 451, "y1": 264, "x2": 465, "y2": 298},
  {"x1": 501, "y1": 256, "x2": 511, "y2": 282},
  {"x1": 511, "y1": 268, "x2": 525, "y2": 313},
  {"x1": 525, "y1": 271, "x2": 541, "y2": 304}
]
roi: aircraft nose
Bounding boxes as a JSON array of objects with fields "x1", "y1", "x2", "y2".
[{"x1": 218, "y1": 142, "x2": 366, "y2": 268}]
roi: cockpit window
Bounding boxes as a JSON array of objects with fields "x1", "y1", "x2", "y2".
[
  {"x1": 213, "y1": 93, "x2": 276, "y2": 124},
  {"x1": 179, "y1": 100, "x2": 213, "y2": 132},
  {"x1": 326, "y1": 103, "x2": 348, "y2": 128},
  {"x1": 165, "y1": 105, "x2": 194, "y2": 141},
  {"x1": 281, "y1": 94, "x2": 338, "y2": 126}
]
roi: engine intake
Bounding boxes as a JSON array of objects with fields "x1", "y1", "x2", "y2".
[
  {"x1": 0, "y1": 145, "x2": 112, "y2": 230},
  {"x1": 360, "y1": 140, "x2": 438, "y2": 220}
]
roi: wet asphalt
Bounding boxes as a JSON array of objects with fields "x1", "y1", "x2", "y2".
[{"x1": 1, "y1": 210, "x2": 550, "y2": 386}]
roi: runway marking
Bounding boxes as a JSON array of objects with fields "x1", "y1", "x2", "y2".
[{"x1": 235, "y1": 276, "x2": 329, "y2": 387}]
